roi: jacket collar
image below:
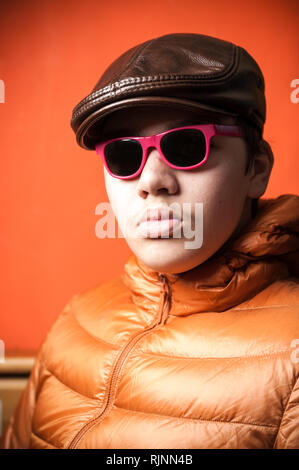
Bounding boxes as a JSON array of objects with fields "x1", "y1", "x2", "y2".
[{"x1": 122, "y1": 195, "x2": 299, "y2": 315}]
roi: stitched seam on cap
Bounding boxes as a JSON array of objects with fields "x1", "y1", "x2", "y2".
[
  {"x1": 71, "y1": 75, "x2": 226, "y2": 116},
  {"x1": 72, "y1": 44, "x2": 238, "y2": 118},
  {"x1": 74, "y1": 68, "x2": 232, "y2": 111},
  {"x1": 73, "y1": 72, "x2": 234, "y2": 117},
  {"x1": 113, "y1": 38, "x2": 156, "y2": 83},
  {"x1": 72, "y1": 38, "x2": 162, "y2": 114},
  {"x1": 72, "y1": 76, "x2": 239, "y2": 121}
]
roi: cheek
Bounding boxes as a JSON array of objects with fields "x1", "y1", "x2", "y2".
[
  {"x1": 182, "y1": 156, "x2": 249, "y2": 239},
  {"x1": 201, "y1": 161, "x2": 249, "y2": 235},
  {"x1": 104, "y1": 171, "x2": 133, "y2": 228}
]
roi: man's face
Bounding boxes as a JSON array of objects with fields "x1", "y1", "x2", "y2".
[{"x1": 101, "y1": 106, "x2": 253, "y2": 274}]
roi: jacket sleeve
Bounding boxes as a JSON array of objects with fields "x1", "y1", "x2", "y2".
[
  {"x1": 274, "y1": 376, "x2": 299, "y2": 449},
  {"x1": 0, "y1": 345, "x2": 46, "y2": 449}
]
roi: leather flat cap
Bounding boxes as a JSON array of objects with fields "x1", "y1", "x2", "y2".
[{"x1": 71, "y1": 33, "x2": 266, "y2": 150}]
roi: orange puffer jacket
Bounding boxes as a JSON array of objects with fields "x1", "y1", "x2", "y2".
[{"x1": 1, "y1": 194, "x2": 299, "y2": 449}]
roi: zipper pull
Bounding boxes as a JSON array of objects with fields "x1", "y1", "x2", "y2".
[
  {"x1": 158, "y1": 273, "x2": 172, "y2": 323},
  {"x1": 159, "y1": 273, "x2": 170, "y2": 293},
  {"x1": 159, "y1": 273, "x2": 169, "y2": 294}
]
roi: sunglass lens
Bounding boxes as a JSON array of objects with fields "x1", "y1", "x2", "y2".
[
  {"x1": 160, "y1": 129, "x2": 207, "y2": 167},
  {"x1": 104, "y1": 140, "x2": 143, "y2": 177}
]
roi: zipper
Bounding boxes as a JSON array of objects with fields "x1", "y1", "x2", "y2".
[{"x1": 67, "y1": 273, "x2": 171, "y2": 449}]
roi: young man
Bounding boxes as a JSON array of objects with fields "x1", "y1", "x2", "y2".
[{"x1": 1, "y1": 33, "x2": 299, "y2": 449}]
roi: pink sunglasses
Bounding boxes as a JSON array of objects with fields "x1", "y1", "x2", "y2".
[{"x1": 95, "y1": 124, "x2": 244, "y2": 180}]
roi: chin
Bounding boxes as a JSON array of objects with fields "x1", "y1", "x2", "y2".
[{"x1": 134, "y1": 244, "x2": 207, "y2": 275}]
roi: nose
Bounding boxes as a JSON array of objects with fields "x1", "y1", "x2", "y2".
[{"x1": 136, "y1": 147, "x2": 179, "y2": 199}]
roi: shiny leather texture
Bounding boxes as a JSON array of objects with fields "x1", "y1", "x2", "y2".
[
  {"x1": 71, "y1": 33, "x2": 266, "y2": 150},
  {"x1": 1, "y1": 194, "x2": 299, "y2": 449}
]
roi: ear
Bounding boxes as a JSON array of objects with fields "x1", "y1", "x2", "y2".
[{"x1": 247, "y1": 141, "x2": 274, "y2": 198}]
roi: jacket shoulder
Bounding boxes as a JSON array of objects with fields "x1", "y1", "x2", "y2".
[
  {"x1": 235, "y1": 276, "x2": 299, "y2": 310},
  {"x1": 68, "y1": 275, "x2": 129, "y2": 314},
  {"x1": 43, "y1": 274, "x2": 131, "y2": 343}
]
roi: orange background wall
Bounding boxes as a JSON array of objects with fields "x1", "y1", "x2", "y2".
[{"x1": 0, "y1": 0, "x2": 298, "y2": 352}]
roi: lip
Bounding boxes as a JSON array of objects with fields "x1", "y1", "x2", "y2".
[
  {"x1": 136, "y1": 205, "x2": 182, "y2": 238},
  {"x1": 137, "y1": 206, "x2": 176, "y2": 225},
  {"x1": 137, "y1": 218, "x2": 182, "y2": 238}
]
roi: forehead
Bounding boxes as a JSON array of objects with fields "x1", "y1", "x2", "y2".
[{"x1": 100, "y1": 105, "x2": 237, "y2": 139}]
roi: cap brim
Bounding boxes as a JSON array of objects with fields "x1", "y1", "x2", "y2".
[{"x1": 73, "y1": 96, "x2": 239, "y2": 150}]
